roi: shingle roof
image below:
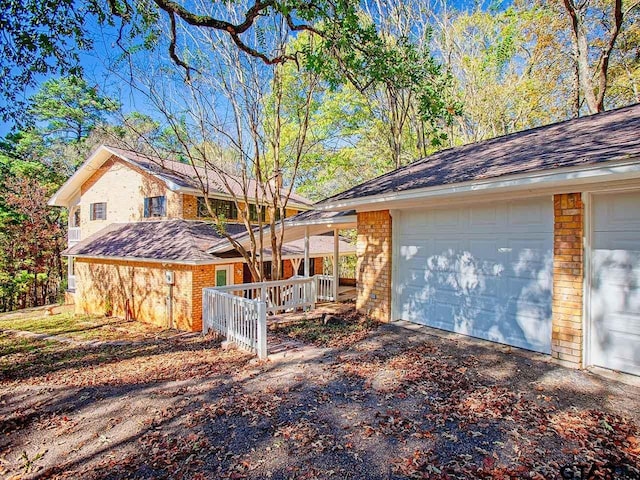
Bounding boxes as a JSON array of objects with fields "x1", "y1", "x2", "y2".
[
  {"x1": 106, "y1": 146, "x2": 312, "y2": 207},
  {"x1": 63, "y1": 220, "x2": 246, "y2": 263},
  {"x1": 64, "y1": 220, "x2": 354, "y2": 263},
  {"x1": 319, "y1": 103, "x2": 640, "y2": 205}
]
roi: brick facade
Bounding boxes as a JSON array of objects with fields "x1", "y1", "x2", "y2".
[
  {"x1": 551, "y1": 193, "x2": 584, "y2": 368},
  {"x1": 283, "y1": 260, "x2": 294, "y2": 279},
  {"x1": 356, "y1": 210, "x2": 392, "y2": 322},
  {"x1": 73, "y1": 258, "x2": 245, "y2": 332},
  {"x1": 314, "y1": 257, "x2": 324, "y2": 276},
  {"x1": 75, "y1": 258, "x2": 194, "y2": 330},
  {"x1": 79, "y1": 157, "x2": 182, "y2": 238},
  {"x1": 191, "y1": 265, "x2": 217, "y2": 332},
  {"x1": 233, "y1": 263, "x2": 244, "y2": 284}
]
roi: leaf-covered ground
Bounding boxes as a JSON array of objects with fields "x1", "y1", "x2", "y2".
[{"x1": 1, "y1": 310, "x2": 639, "y2": 479}]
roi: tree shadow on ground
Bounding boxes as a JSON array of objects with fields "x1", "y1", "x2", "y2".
[{"x1": 2, "y1": 315, "x2": 639, "y2": 480}]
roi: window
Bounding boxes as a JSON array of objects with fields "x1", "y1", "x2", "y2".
[
  {"x1": 249, "y1": 204, "x2": 266, "y2": 222},
  {"x1": 90, "y1": 202, "x2": 106, "y2": 221},
  {"x1": 197, "y1": 197, "x2": 237, "y2": 220},
  {"x1": 144, "y1": 196, "x2": 166, "y2": 217}
]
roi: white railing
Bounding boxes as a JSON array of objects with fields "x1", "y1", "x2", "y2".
[
  {"x1": 202, "y1": 275, "x2": 336, "y2": 358},
  {"x1": 213, "y1": 276, "x2": 319, "y2": 315},
  {"x1": 315, "y1": 275, "x2": 335, "y2": 302},
  {"x1": 68, "y1": 275, "x2": 76, "y2": 291},
  {"x1": 203, "y1": 288, "x2": 267, "y2": 358},
  {"x1": 68, "y1": 227, "x2": 81, "y2": 244}
]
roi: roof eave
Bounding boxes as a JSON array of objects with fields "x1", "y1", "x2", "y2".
[
  {"x1": 206, "y1": 214, "x2": 358, "y2": 254},
  {"x1": 317, "y1": 157, "x2": 640, "y2": 212},
  {"x1": 63, "y1": 253, "x2": 222, "y2": 266}
]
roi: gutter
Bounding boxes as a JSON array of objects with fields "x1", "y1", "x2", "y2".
[
  {"x1": 63, "y1": 253, "x2": 224, "y2": 266},
  {"x1": 316, "y1": 158, "x2": 640, "y2": 211}
]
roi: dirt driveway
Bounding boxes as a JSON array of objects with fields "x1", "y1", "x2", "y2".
[{"x1": 1, "y1": 313, "x2": 639, "y2": 479}]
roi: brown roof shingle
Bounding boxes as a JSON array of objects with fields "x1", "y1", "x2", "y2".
[
  {"x1": 63, "y1": 220, "x2": 246, "y2": 263},
  {"x1": 319, "y1": 103, "x2": 640, "y2": 205},
  {"x1": 106, "y1": 146, "x2": 312, "y2": 207}
]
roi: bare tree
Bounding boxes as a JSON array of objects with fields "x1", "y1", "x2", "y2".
[
  {"x1": 108, "y1": 10, "x2": 319, "y2": 281},
  {"x1": 562, "y1": 0, "x2": 639, "y2": 114}
]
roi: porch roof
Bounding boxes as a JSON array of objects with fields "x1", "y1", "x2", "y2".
[
  {"x1": 208, "y1": 209, "x2": 357, "y2": 254},
  {"x1": 63, "y1": 219, "x2": 354, "y2": 264}
]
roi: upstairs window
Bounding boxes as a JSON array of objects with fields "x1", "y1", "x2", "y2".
[
  {"x1": 90, "y1": 202, "x2": 107, "y2": 221},
  {"x1": 197, "y1": 197, "x2": 238, "y2": 220},
  {"x1": 144, "y1": 196, "x2": 166, "y2": 218},
  {"x1": 249, "y1": 204, "x2": 266, "y2": 222}
]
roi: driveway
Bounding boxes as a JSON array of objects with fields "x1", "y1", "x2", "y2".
[{"x1": 1, "y1": 313, "x2": 639, "y2": 479}]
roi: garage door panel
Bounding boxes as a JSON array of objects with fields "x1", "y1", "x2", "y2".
[
  {"x1": 508, "y1": 199, "x2": 551, "y2": 230},
  {"x1": 395, "y1": 197, "x2": 553, "y2": 354},
  {"x1": 432, "y1": 208, "x2": 464, "y2": 229},
  {"x1": 590, "y1": 192, "x2": 640, "y2": 376},
  {"x1": 594, "y1": 191, "x2": 640, "y2": 232}
]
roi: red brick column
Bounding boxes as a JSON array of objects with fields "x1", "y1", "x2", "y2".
[
  {"x1": 314, "y1": 257, "x2": 324, "y2": 276},
  {"x1": 552, "y1": 193, "x2": 584, "y2": 368},
  {"x1": 233, "y1": 263, "x2": 244, "y2": 284},
  {"x1": 356, "y1": 210, "x2": 392, "y2": 322}
]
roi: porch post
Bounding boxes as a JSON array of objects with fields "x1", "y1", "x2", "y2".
[
  {"x1": 333, "y1": 228, "x2": 339, "y2": 302},
  {"x1": 304, "y1": 226, "x2": 310, "y2": 277}
]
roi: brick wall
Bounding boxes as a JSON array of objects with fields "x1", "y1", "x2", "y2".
[
  {"x1": 191, "y1": 264, "x2": 217, "y2": 332},
  {"x1": 283, "y1": 260, "x2": 294, "y2": 279},
  {"x1": 74, "y1": 258, "x2": 196, "y2": 330},
  {"x1": 314, "y1": 257, "x2": 324, "y2": 276},
  {"x1": 233, "y1": 263, "x2": 244, "y2": 284},
  {"x1": 79, "y1": 156, "x2": 182, "y2": 238},
  {"x1": 182, "y1": 195, "x2": 198, "y2": 219},
  {"x1": 551, "y1": 193, "x2": 584, "y2": 368},
  {"x1": 356, "y1": 210, "x2": 392, "y2": 322}
]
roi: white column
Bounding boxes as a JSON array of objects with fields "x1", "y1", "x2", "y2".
[
  {"x1": 333, "y1": 228, "x2": 339, "y2": 302},
  {"x1": 304, "y1": 226, "x2": 310, "y2": 277}
]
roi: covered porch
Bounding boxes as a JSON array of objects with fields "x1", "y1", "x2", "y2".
[{"x1": 204, "y1": 210, "x2": 357, "y2": 358}]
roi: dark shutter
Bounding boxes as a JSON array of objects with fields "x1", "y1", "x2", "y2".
[{"x1": 144, "y1": 198, "x2": 150, "y2": 218}]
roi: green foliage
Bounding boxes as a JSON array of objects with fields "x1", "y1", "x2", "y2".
[
  {"x1": 0, "y1": 75, "x2": 121, "y2": 312},
  {"x1": 27, "y1": 76, "x2": 120, "y2": 142}
]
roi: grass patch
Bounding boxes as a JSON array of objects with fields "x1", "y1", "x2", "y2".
[
  {"x1": 277, "y1": 311, "x2": 379, "y2": 347},
  {"x1": 0, "y1": 307, "x2": 168, "y2": 342}
]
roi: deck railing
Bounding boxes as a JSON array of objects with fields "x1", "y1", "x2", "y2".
[
  {"x1": 315, "y1": 275, "x2": 335, "y2": 302},
  {"x1": 202, "y1": 275, "x2": 335, "y2": 358},
  {"x1": 68, "y1": 227, "x2": 81, "y2": 245},
  {"x1": 202, "y1": 289, "x2": 267, "y2": 358}
]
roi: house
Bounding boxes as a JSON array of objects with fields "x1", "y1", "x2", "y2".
[
  {"x1": 313, "y1": 104, "x2": 640, "y2": 377},
  {"x1": 49, "y1": 145, "x2": 355, "y2": 331}
]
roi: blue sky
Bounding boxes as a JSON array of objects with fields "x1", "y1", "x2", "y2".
[{"x1": 0, "y1": 0, "x2": 509, "y2": 138}]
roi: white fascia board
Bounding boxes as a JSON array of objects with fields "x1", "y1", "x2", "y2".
[
  {"x1": 317, "y1": 158, "x2": 640, "y2": 211},
  {"x1": 64, "y1": 253, "x2": 222, "y2": 266},
  {"x1": 285, "y1": 215, "x2": 357, "y2": 228},
  {"x1": 48, "y1": 146, "x2": 114, "y2": 207}
]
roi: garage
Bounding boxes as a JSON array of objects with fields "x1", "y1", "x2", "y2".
[
  {"x1": 393, "y1": 197, "x2": 554, "y2": 353},
  {"x1": 589, "y1": 190, "x2": 640, "y2": 376}
]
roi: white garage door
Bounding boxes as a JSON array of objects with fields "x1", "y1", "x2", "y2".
[
  {"x1": 394, "y1": 197, "x2": 553, "y2": 353},
  {"x1": 590, "y1": 191, "x2": 640, "y2": 376}
]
